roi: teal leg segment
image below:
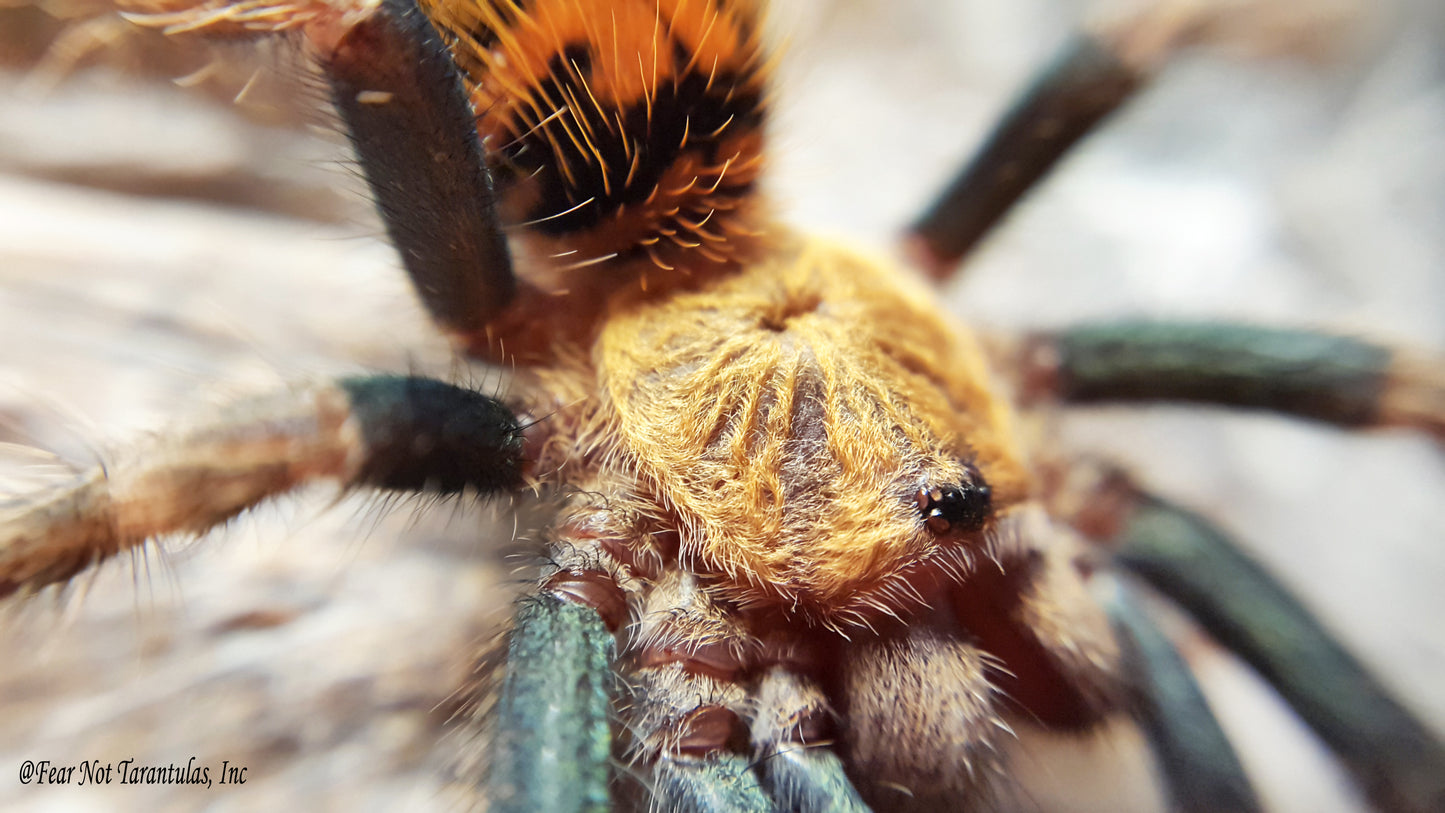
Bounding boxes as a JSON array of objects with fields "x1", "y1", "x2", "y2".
[
  {"x1": 749, "y1": 667, "x2": 871, "y2": 812},
  {"x1": 908, "y1": 35, "x2": 1145, "y2": 272},
  {"x1": 652, "y1": 755, "x2": 775, "y2": 813},
  {"x1": 489, "y1": 594, "x2": 616, "y2": 813},
  {"x1": 1113, "y1": 494, "x2": 1445, "y2": 813},
  {"x1": 1031, "y1": 321, "x2": 1393, "y2": 427},
  {"x1": 757, "y1": 749, "x2": 871, "y2": 813},
  {"x1": 1104, "y1": 580, "x2": 1261, "y2": 813}
]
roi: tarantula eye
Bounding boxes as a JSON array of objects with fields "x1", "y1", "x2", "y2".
[{"x1": 915, "y1": 478, "x2": 992, "y2": 535}]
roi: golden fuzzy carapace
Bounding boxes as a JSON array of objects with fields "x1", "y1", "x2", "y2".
[{"x1": 594, "y1": 237, "x2": 1030, "y2": 620}]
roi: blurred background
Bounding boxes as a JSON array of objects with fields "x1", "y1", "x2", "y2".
[{"x1": 0, "y1": 0, "x2": 1442, "y2": 810}]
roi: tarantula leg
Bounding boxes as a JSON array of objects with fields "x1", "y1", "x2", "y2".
[
  {"x1": 906, "y1": 34, "x2": 1144, "y2": 274},
  {"x1": 323, "y1": 0, "x2": 516, "y2": 338},
  {"x1": 1069, "y1": 467, "x2": 1445, "y2": 813},
  {"x1": 1012, "y1": 320, "x2": 1445, "y2": 441},
  {"x1": 906, "y1": 0, "x2": 1363, "y2": 275},
  {"x1": 749, "y1": 667, "x2": 871, "y2": 813},
  {"x1": 121, "y1": 0, "x2": 517, "y2": 339},
  {"x1": 619, "y1": 570, "x2": 773, "y2": 812},
  {"x1": 1103, "y1": 579, "x2": 1262, "y2": 813},
  {"x1": 486, "y1": 593, "x2": 616, "y2": 813},
  {"x1": 0, "y1": 375, "x2": 527, "y2": 597},
  {"x1": 630, "y1": 671, "x2": 774, "y2": 813},
  {"x1": 650, "y1": 757, "x2": 773, "y2": 813}
]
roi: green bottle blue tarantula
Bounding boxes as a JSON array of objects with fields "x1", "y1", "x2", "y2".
[{"x1": 3, "y1": 0, "x2": 1443, "y2": 810}]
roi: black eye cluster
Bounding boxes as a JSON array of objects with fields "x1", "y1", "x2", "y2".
[{"x1": 915, "y1": 469, "x2": 992, "y2": 535}]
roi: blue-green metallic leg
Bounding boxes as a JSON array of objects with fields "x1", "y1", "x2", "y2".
[
  {"x1": 488, "y1": 594, "x2": 616, "y2": 813},
  {"x1": 1103, "y1": 579, "x2": 1261, "y2": 813},
  {"x1": 756, "y1": 749, "x2": 870, "y2": 813},
  {"x1": 1104, "y1": 490, "x2": 1445, "y2": 813},
  {"x1": 909, "y1": 35, "x2": 1144, "y2": 271},
  {"x1": 651, "y1": 755, "x2": 774, "y2": 813},
  {"x1": 1019, "y1": 321, "x2": 1443, "y2": 441},
  {"x1": 750, "y1": 667, "x2": 870, "y2": 813}
]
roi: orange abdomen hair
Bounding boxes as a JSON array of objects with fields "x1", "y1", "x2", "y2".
[{"x1": 418, "y1": 0, "x2": 770, "y2": 273}]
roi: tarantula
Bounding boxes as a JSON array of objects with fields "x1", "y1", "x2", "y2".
[{"x1": 2, "y1": 0, "x2": 1443, "y2": 810}]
